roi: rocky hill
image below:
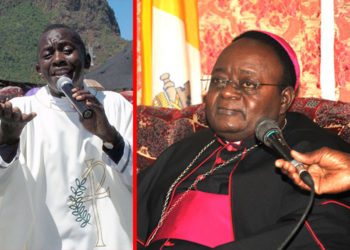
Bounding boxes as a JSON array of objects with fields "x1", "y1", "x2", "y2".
[{"x1": 0, "y1": 0, "x2": 130, "y2": 83}]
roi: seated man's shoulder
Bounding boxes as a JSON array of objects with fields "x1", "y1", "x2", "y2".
[
  {"x1": 287, "y1": 112, "x2": 319, "y2": 130},
  {"x1": 150, "y1": 128, "x2": 213, "y2": 163},
  {"x1": 286, "y1": 112, "x2": 350, "y2": 152},
  {"x1": 170, "y1": 128, "x2": 214, "y2": 151}
]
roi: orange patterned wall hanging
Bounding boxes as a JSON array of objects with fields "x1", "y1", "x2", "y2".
[{"x1": 137, "y1": 0, "x2": 350, "y2": 103}]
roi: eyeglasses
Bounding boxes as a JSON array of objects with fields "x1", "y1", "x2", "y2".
[{"x1": 201, "y1": 77, "x2": 286, "y2": 95}]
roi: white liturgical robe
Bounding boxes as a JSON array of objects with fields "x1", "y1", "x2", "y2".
[{"x1": 0, "y1": 85, "x2": 133, "y2": 249}]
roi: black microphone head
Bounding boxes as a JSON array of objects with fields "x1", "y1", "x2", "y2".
[
  {"x1": 255, "y1": 117, "x2": 281, "y2": 146},
  {"x1": 57, "y1": 77, "x2": 72, "y2": 90}
]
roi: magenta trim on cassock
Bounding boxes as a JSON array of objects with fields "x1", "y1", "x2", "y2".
[
  {"x1": 152, "y1": 190, "x2": 234, "y2": 248},
  {"x1": 252, "y1": 30, "x2": 300, "y2": 90}
]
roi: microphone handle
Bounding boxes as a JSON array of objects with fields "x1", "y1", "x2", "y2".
[
  {"x1": 61, "y1": 84, "x2": 93, "y2": 119},
  {"x1": 268, "y1": 133, "x2": 294, "y2": 161},
  {"x1": 269, "y1": 133, "x2": 314, "y2": 188}
]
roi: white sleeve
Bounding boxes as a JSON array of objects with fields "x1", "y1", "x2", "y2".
[
  {"x1": 100, "y1": 91, "x2": 133, "y2": 190},
  {"x1": 0, "y1": 156, "x2": 35, "y2": 249}
]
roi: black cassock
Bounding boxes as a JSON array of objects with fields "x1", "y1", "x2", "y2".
[{"x1": 138, "y1": 112, "x2": 350, "y2": 249}]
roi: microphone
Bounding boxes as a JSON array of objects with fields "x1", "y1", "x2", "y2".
[
  {"x1": 56, "y1": 77, "x2": 93, "y2": 119},
  {"x1": 255, "y1": 117, "x2": 314, "y2": 188}
]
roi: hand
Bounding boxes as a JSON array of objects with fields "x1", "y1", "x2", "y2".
[
  {"x1": 71, "y1": 88, "x2": 117, "y2": 141},
  {"x1": 0, "y1": 102, "x2": 36, "y2": 144},
  {"x1": 275, "y1": 147, "x2": 350, "y2": 194}
]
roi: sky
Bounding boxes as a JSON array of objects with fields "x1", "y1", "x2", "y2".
[{"x1": 107, "y1": 0, "x2": 133, "y2": 40}]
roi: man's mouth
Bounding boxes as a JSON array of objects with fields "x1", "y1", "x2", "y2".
[
  {"x1": 217, "y1": 107, "x2": 246, "y2": 119},
  {"x1": 52, "y1": 69, "x2": 73, "y2": 78}
]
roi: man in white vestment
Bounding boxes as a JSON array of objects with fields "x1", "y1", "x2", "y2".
[{"x1": 0, "y1": 24, "x2": 133, "y2": 249}]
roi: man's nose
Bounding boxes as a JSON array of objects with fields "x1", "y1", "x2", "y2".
[
  {"x1": 220, "y1": 82, "x2": 242, "y2": 99},
  {"x1": 52, "y1": 51, "x2": 66, "y2": 66}
]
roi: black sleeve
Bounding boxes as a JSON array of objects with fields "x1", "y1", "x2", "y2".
[
  {"x1": 0, "y1": 143, "x2": 19, "y2": 164},
  {"x1": 102, "y1": 131, "x2": 125, "y2": 164}
]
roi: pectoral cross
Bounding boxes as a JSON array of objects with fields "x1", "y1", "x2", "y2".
[{"x1": 82, "y1": 159, "x2": 110, "y2": 247}]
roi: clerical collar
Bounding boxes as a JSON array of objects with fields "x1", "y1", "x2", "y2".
[
  {"x1": 216, "y1": 135, "x2": 240, "y2": 144},
  {"x1": 214, "y1": 133, "x2": 259, "y2": 150},
  {"x1": 213, "y1": 118, "x2": 287, "y2": 150}
]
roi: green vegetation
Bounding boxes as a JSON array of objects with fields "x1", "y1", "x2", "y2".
[{"x1": 0, "y1": 1, "x2": 51, "y2": 83}]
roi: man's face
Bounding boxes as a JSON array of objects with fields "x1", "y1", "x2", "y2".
[
  {"x1": 205, "y1": 38, "x2": 287, "y2": 142},
  {"x1": 36, "y1": 28, "x2": 88, "y2": 97}
]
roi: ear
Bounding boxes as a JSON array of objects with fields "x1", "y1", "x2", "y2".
[
  {"x1": 84, "y1": 53, "x2": 91, "y2": 69},
  {"x1": 280, "y1": 86, "x2": 295, "y2": 115},
  {"x1": 36, "y1": 64, "x2": 44, "y2": 79}
]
